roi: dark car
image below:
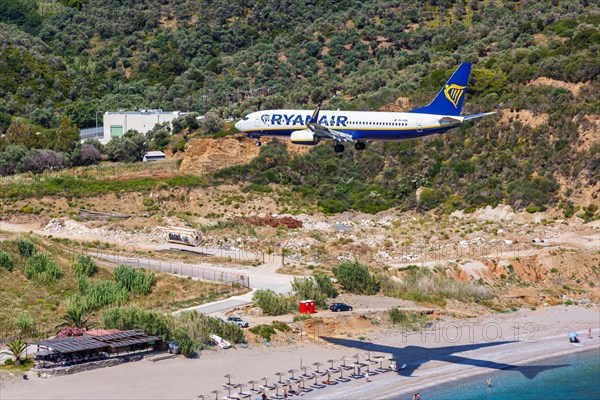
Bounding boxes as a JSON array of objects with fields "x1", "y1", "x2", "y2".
[
  {"x1": 227, "y1": 317, "x2": 249, "y2": 328},
  {"x1": 329, "y1": 303, "x2": 353, "y2": 312}
]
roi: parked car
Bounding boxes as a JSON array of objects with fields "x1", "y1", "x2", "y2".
[
  {"x1": 227, "y1": 317, "x2": 249, "y2": 328},
  {"x1": 329, "y1": 303, "x2": 353, "y2": 312}
]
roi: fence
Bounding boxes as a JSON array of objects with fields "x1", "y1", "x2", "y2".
[
  {"x1": 80, "y1": 249, "x2": 250, "y2": 288},
  {"x1": 79, "y1": 127, "x2": 104, "y2": 140}
]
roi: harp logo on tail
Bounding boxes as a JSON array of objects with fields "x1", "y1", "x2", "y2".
[{"x1": 444, "y1": 84, "x2": 466, "y2": 108}]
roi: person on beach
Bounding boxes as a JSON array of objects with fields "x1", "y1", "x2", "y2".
[
  {"x1": 365, "y1": 371, "x2": 370, "y2": 383},
  {"x1": 588, "y1": 328, "x2": 592, "y2": 339},
  {"x1": 487, "y1": 378, "x2": 492, "y2": 388},
  {"x1": 297, "y1": 382, "x2": 302, "y2": 395}
]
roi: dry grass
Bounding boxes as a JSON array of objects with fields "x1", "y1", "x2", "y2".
[{"x1": 0, "y1": 233, "x2": 242, "y2": 338}]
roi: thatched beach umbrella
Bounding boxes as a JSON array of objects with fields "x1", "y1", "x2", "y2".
[
  {"x1": 312, "y1": 361, "x2": 323, "y2": 373},
  {"x1": 224, "y1": 373, "x2": 235, "y2": 385},
  {"x1": 274, "y1": 371, "x2": 287, "y2": 383},
  {"x1": 261, "y1": 377, "x2": 270, "y2": 387},
  {"x1": 222, "y1": 384, "x2": 235, "y2": 397},
  {"x1": 247, "y1": 380, "x2": 259, "y2": 391},
  {"x1": 301, "y1": 365, "x2": 312, "y2": 377},
  {"x1": 287, "y1": 368, "x2": 299, "y2": 380},
  {"x1": 237, "y1": 383, "x2": 247, "y2": 395},
  {"x1": 327, "y1": 359, "x2": 337, "y2": 370},
  {"x1": 210, "y1": 389, "x2": 221, "y2": 400},
  {"x1": 340, "y1": 355, "x2": 349, "y2": 367}
]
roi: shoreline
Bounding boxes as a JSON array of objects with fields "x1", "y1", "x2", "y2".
[
  {"x1": 392, "y1": 342, "x2": 599, "y2": 400},
  {"x1": 2, "y1": 305, "x2": 599, "y2": 400}
]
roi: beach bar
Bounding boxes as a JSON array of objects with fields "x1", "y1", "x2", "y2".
[{"x1": 30, "y1": 329, "x2": 162, "y2": 368}]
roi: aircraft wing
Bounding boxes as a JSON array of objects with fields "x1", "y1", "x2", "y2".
[
  {"x1": 463, "y1": 111, "x2": 496, "y2": 121},
  {"x1": 307, "y1": 122, "x2": 354, "y2": 142},
  {"x1": 306, "y1": 103, "x2": 354, "y2": 142}
]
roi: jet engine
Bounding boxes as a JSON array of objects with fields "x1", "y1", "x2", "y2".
[{"x1": 290, "y1": 130, "x2": 319, "y2": 145}]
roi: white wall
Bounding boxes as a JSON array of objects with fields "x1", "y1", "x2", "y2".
[{"x1": 103, "y1": 111, "x2": 188, "y2": 143}]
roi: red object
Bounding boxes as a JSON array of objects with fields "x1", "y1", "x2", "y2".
[
  {"x1": 307, "y1": 300, "x2": 315, "y2": 314},
  {"x1": 299, "y1": 301, "x2": 307, "y2": 314}
]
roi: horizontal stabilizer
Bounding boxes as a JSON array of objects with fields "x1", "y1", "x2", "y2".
[{"x1": 463, "y1": 111, "x2": 496, "y2": 121}]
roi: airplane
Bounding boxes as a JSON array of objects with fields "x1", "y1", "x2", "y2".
[{"x1": 234, "y1": 62, "x2": 495, "y2": 153}]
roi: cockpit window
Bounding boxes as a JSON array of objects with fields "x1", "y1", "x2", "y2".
[{"x1": 243, "y1": 116, "x2": 249, "y2": 121}]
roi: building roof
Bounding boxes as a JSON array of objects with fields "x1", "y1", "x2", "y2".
[
  {"x1": 144, "y1": 151, "x2": 166, "y2": 157},
  {"x1": 105, "y1": 110, "x2": 189, "y2": 116},
  {"x1": 30, "y1": 336, "x2": 107, "y2": 353},
  {"x1": 31, "y1": 330, "x2": 162, "y2": 354}
]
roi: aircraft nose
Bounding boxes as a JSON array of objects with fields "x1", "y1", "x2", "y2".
[{"x1": 234, "y1": 119, "x2": 244, "y2": 131}]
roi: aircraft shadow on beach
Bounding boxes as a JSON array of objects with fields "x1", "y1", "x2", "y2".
[{"x1": 321, "y1": 337, "x2": 568, "y2": 379}]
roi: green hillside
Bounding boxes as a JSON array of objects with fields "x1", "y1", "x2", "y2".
[{"x1": 0, "y1": 0, "x2": 598, "y2": 215}]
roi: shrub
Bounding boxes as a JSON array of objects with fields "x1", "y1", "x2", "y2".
[
  {"x1": 20, "y1": 149, "x2": 65, "y2": 174},
  {"x1": 172, "y1": 328, "x2": 197, "y2": 358},
  {"x1": 172, "y1": 311, "x2": 245, "y2": 345},
  {"x1": 313, "y1": 273, "x2": 338, "y2": 298},
  {"x1": 15, "y1": 238, "x2": 35, "y2": 258},
  {"x1": 380, "y1": 267, "x2": 492, "y2": 306},
  {"x1": 271, "y1": 321, "x2": 290, "y2": 332},
  {"x1": 0, "y1": 251, "x2": 14, "y2": 271},
  {"x1": 25, "y1": 253, "x2": 62, "y2": 284},
  {"x1": 388, "y1": 307, "x2": 427, "y2": 330},
  {"x1": 72, "y1": 254, "x2": 97, "y2": 277},
  {"x1": 291, "y1": 277, "x2": 327, "y2": 309},
  {"x1": 105, "y1": 130, "x2": 148, "y2": 162},
  {"x1": 77, "y1": 278, "x2": 129, "y2": 310},
  {"x1": 252, "y1": 290, "x2": 296, "y2": 315},
  {"x1": 101, "y1": 307, "x2": 170, "y2": 339},
  {"x1": 71, "y1": 143, "x2": 102, "y2": 166},
  {"x1": 113, "y1": 265, "x2": 155, "y2": 295},
  {"x1": 249, "y1": 324, "x2": 277, "y2": 341},
  {"x1": 332, "y1": 261, "x2": 380, "y2": 295},
  {"x1": 16, "y1": 311, "x2": 35, "y2": 336}
]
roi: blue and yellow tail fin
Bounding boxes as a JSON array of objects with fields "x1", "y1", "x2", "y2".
[{"x1": 409, "y1": 63, "x2": 471, "y2": 116}]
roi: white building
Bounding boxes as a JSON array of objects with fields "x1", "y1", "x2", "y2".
[
  {"x1": 102, "y1": 110, "x2": 190, "y2": 143},
  {"x1": 143, "y1": 151, "x2": 166, "y2": 162}
]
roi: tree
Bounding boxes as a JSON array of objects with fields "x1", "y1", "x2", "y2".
[
  {"x1": 1, "y1": 339, "x2": 28, "y2": 366},
  {"x1": 56, "y1": 302, "x2": 94, "y2": 331},
  {"x1": 201, "y1": 112, "x2": 224, "y2": 134},
  {"x1": 71, "y1": 143, "x2": 102, "y2": 166},
  {"x1": 105, "y1": 130, "x2": 148, "y2": 162},
  {"x1": 48, "y1": 117, "x2": 79, "y2": 153},
  {"x1": 0, "y1": 144, "x2": 28, "y2": 176},
  {"x1": 20, "y1": 149, "x2": 65, "y2": 174}
]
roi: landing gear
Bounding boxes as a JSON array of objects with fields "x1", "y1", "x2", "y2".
[
  {"x1": 255, "y1": 141, "x2": 262, "y2": 147},
  {"x1": 354, "y1": 141, "x2": 366, "y2": 150},
  {"x1": 334, "y1": 143, "x2": 345, "y2": 153}
]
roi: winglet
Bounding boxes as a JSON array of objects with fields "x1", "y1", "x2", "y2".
[{"x1": 309, "y1": 103, "x2": 322, "y2": 124}]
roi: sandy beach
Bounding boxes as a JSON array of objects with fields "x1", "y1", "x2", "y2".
[{"x1": 2, "y1": 305, "x2": 599, "y2": 400}]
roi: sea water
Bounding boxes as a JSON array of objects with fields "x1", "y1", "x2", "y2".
[{"x1": 396, "y1": 348, "x2": 600, "y2": 400}]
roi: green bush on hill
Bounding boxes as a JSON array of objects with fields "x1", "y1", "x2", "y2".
[{"x1": 332, "y1": 261, "x2": 380, "y2": 295}]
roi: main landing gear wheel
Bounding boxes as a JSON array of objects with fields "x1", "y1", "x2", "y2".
[
  {"x1": 334, "y1": 143, "x2": 345, "y2": 153},
  {"x1": 255, "y1": 141, "x2": 262, "y2": 147},
  {"x1": 354, "y1": 141, "x2": 366, "y2": 150}
]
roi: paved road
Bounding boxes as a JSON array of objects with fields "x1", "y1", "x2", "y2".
[{"x1": 93, "y1": 252, "x2": 295, "y2": 316}]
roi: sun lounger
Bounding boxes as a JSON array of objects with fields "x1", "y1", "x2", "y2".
[
  {"x1": 310, "y1": 383, "x2": 326, "y2": 389},
  {"x1": 336, "y1": 377, "x2": 352, "y2": 383}
]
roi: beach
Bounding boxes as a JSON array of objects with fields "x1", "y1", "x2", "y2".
[{"x1": 2, "y1": 305, "x2": 599, "y2": 400}]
